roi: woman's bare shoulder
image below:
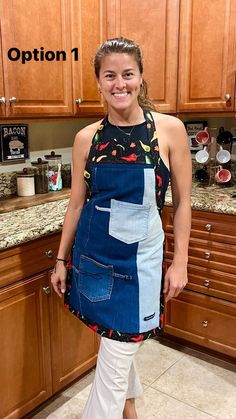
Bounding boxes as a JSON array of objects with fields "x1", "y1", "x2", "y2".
[
  {"x1": 75, "y1": 119, "x2": 103, "y2": 143},
  {"x1": 151, "y1": 111, "x2": 185, "y2": 129}
]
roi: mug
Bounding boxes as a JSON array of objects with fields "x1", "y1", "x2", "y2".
[
  {"x1": 195, "y1": 147, "x2": 209, "y2": 164},
  {"x1": 195, "y1": 128, "x2": 210, "y2": 145},
  {"x1": 195, "y1": 168, "x2": 209, "y2": 182},
  {"x1": 215, "y1": 166, "x2": 231, "y2": 184},
  {"x1": 216, "y1": 146, "x2": 231, "y2": 164}
]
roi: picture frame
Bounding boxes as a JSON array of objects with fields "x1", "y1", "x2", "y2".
[{"x1": 184, "y1": 121, "x2": 207, "y2": 152}]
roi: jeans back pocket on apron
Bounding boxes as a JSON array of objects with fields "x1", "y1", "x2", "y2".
[
  {"x1": 78, "y1": 255, "x2": 114, "y2": 302},
  {"x1": 109, "y1": 199, "x2": 150, "y2": 244}
]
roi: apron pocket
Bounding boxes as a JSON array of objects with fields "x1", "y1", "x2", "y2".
[
  {"x1": 109, "y1": 199, "x2": 150, "y2": 244},
  {"x1": 78, "y1": 255, "x2": 114, "y2": 302}
]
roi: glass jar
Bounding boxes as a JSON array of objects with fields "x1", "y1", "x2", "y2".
[
  {"x1": 44, "y1": 151, "x2": 62, "y2": 191},
  {"x1": 31, "y1": 158, "x2": 49, "y2": 194},
  {"x1": 17, "y1": 168, "x2": 35, "y2": 196}
]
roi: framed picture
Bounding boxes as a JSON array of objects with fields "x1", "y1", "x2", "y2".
[{"x1": 184, "y1": 121, "x2": 207, "y2": 152}]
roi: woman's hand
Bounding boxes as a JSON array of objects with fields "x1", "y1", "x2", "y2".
[
  {"x1": 51, "y1": 261, "x2": 67, "y2": 298},
  {"x1": 163, "y1": 262, "x2": 188, "y2": 302}
]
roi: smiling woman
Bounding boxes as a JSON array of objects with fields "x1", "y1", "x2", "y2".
[{"x1": 51, "y1": 37, "x2": 192, "y2": 419}]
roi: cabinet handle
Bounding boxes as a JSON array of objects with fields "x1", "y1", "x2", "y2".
[
  {"x1": 205, "y1": 224, "x2": 212, "y2": 231},
  {"x1": 224, "y1": 94, "x2": 231, "y2": 102},
  {"x1": 0, "y1": 96, "x2": 6, "y2": 104},
  {"x1": 203, "y1": 279, "x2": 210, "y2": 287},
  {"x1": 75, "y1": 98, "x2": 82, "y2": 105},
  {"x1": 204, "y1": 251, "x2": 211, "y2": 259},
  {"x1": 202, "y1": 320, "x2": 208, "y2": 328},
  {"x1": 9, "y1": 96, "x2": 17, "y2": 104},
  {"x1": 45, "y1": 249, "x2": 54, "y2": 258},
  {"x1": 43, "y1": 286, "x2": 50, "y2": 295}
]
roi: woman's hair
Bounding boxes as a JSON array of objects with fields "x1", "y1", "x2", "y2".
[{"x1": 94, "y1": 37, "x2": 156, "y2": 112}]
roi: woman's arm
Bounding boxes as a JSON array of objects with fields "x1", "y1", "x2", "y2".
[
  {"x1": 159, "y1": 117, "x2": 192, "y2": 302},
  {"x1": 51, "y1": 127, "x2": 93, "y2": 297}
]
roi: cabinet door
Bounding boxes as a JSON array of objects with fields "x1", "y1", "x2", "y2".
[
  {"x1": 164, "y1": 289, "x2": 236, "y2": 358},
  {"x1": 107, "y1": 0, "x2": 179, "y2": 113},
  {"x1": 0, "y1": 0, "x2": 73, "y2": 117},
  {"x1": 0, "y1": 35, "x2": 6, "y2": 118},
  {"x1": 0, "y1": 273, "x2": 52, "y2": 419},
  {"x1": 178, "y1": 0, "x2": 236, "y2": 112},
  {"x1": 49, "y1": 273, "x2": 99, "y2": 393},
  {"x1": 72, "y1": 0, "x2": 107, "y2": 116}
]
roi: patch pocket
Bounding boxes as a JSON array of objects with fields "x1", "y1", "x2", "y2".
[
  {"x1": 78, "y1": 255, "x2": 114, "y2": 302},
  {"x1": 109, "y1": 199, "x2": 150, "y2": 244}
]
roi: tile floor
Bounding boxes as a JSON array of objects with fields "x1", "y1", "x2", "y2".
[{"x1": 27, "y1": 338, "x2": 236, "y2": 419}]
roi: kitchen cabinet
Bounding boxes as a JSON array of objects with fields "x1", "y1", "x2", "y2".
[
  {"x1": 0, "y1": 0, "x2": 73, "y2": 118},
  {"x1": 72, "y1": 0, "x2": 107, "y2": 116},
  {"x1": 0, "y1": 38, "x2": 5, "y2": 118},
  {"x1": 0, "y1": 272, "x2": 52, "y2": 419},
  {"x1": 0, "y1": 233, "x2": 98, "y2": 419},
  {"x1": 0, "y1": 0, "x2": 106, "y2": 118},
  {"x1": 178, "y1": 0, "x2": 236, "y2": 112},
  {"x1": 107, "y1": 0, "x2": 179, "y2": 113},
  {"x1": 50, "y1": 273, "x2": 99, "y2": 393},
  {"x1": 162, "y1": 207, "x2": 236, "y2": 358}
]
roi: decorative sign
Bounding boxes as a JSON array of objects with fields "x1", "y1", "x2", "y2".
[
  {"x1": 184, "y1": 121, "x2": 207, "y2": 152},
  {"x1": 0, "y1": 124, "x2": 29, "y2": 162}
]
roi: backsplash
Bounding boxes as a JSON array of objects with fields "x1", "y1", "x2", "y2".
[
  {"x1": 0, "y1": 164, "x2": 71, "y2": 198},
  {"x1": 1, "y1": 160, "x2": 235, "y2": 199},
  {"x1": 0, "y1": 116, "x2": 236, "y2": 198}
]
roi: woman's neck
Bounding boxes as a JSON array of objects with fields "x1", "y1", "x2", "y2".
[{"x1": 108, "y1": 106, "x2": 145, "y2": 126}]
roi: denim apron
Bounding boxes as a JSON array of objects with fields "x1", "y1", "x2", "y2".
[{"x1": 65, "y1": 111, "x2": 170, "y2": 342}]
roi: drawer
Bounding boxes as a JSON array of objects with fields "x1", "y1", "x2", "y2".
[
  {"x1": 165, "y1": 235, "x2": 235, "y2": 275},
  {"x1": 164, "y1": 289, "x2": 236, "y2": 358},
  {"x1": 163, "y1": 208, "x2": 236, "y2": 245},
  {"x1": 187, "y1": 264, "x2": 236, "y2": 303},
  {"x1": 0, "y1": 233, "x2": 61, "y2": 287},
  {"x1": 164, "y1": 257, "x2": 236, "y2": 302}
]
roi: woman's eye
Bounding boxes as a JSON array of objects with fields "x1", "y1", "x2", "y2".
[
  {"x1": 124, "y1": 73, "x2": 133, "y2": 78},
  {"x1": 105, "y1": 74, "x2": 114, "y2": 79}
]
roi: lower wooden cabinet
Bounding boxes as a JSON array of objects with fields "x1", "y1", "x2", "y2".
[
  {"x1": 162, "y1": 206, "x2": 236, "y2": 359},
  {"x1": 0, "y1": 272, "x2": 52, "y2": 419},
  {"x1": 0, "y1": 235, "x2": 98, "y2": 419},
  {"x1": 165, "y1": 289, "x2": 236, "y2": 358},
  {"x1": 49, "y1": 272, "x2": 99, "y2": 393}
]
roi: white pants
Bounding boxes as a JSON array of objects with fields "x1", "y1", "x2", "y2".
[{"x1": 81, "y1": 337, "x2": 143, "y2": 419}]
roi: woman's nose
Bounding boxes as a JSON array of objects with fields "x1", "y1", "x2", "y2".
[{"x1": 115, "y1": 76, "x2": 126, "y2": 89}]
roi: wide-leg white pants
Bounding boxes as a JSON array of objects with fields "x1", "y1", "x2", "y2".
[{"x1": 81, "y1": 337, "x2": 143, "y2": 419}]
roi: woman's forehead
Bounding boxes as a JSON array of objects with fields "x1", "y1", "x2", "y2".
[{"x1": 100, "y1": 53, "x2": 139, "y2": 71}]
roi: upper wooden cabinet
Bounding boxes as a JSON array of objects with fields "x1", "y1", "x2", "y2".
[
  {"x1": 178, "y1": 0, "x2": 236, "y2": 112},
  {"x1": 0, "y1": 0, "x2": 74, "y2": 118},
  {"x1": 72, "y1": 0, "x2": 107, "y2": 116},
  {"x1": 0, "y1": 34, "x2": 6, "y2": 118},
  {"x1": 107, "y1": 0, "x2": 179, "y2": 113},
  {"x1": 0, "y1": 0, "x2": 106, "y2": 119}
]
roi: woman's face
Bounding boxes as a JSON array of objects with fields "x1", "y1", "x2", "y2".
[{"x1": 97, "y1": 53, "x2": 142, "y2": 111}]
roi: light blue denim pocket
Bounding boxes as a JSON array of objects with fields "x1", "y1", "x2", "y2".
[
  {"x1": 77, "y1": 255, "x2": 114, "y2": 302},
  {"x1": 109, "y1": 199, "x2": 150, "y2": 244}
]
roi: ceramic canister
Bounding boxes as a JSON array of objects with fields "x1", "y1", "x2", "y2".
[{"x1": 17, "y1": 169, "x2": 35, "y2": 196}]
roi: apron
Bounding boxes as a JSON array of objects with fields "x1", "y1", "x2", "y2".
[{"x1": 64, "y1": 111, "x2": 170, "y2": 342}]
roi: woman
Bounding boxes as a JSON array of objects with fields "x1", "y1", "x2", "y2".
[{"x1": 51, "y1": 37, "x2": 192, "y2": 419}]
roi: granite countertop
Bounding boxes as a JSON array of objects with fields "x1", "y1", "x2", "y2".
[
  {"x1": 165, "y1": 182, "x2": 236, "y2": 215},
  {"x1": 0, "y1": 183, "x2": 236, "y2": 250}
]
